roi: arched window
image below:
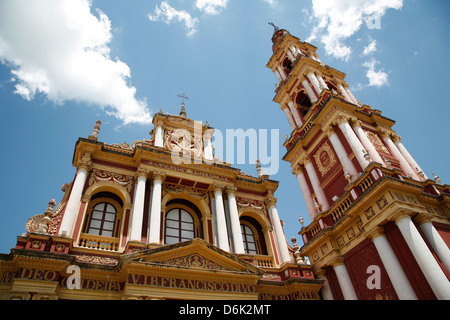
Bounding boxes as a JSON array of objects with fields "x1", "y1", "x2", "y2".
[
  {"x1": 165, "y1": 208, "x2": 195, "y2": 245},
  {"x1": 282, "y1": 57, "x2": 293, "y2": 75},
  {"x1": 296, "y1": 91, "x2": 312, "y2": 118},
  {"x1": 87, "y1": 202, "x2": 117, "y2": 237},
  {"x1": 241, "y1": 225, "x2": 258, "y2": 255}
]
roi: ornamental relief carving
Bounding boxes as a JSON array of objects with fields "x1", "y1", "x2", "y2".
[
  {"x1": 235, "y1": 197, "x2": 264, "y2": 210},
  {"x1": 88, "y1": 169, "x2": 134, "y2": 193},
  {"x1": 164, "y1": 129, "x2": 203, "y2": 158},
  {"x1": 25, "y1": 183, "x2": 71, "y2": 235},
  {"x1": 313, "y1": 142, "x2": 337, "y2": 177},
  {"x1": 156, "y1": 253, "x2": 227, "y2": 271},
  {"x1": 145, "y1": 161, "x2": 233, "y2": 183},
  {"x1": 364, "y1": 130, "x2": 390, "y2": 154},
  {"x1": 163, "y1": 183, "x2": 208, "y2": 200}
]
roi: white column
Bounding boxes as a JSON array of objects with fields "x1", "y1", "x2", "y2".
[
  {"x1": 303, "y1": 156, "x2": 330, "y2": 212},
  {"x1": 130, "y1": 168, "x2": 149, "y2": 242},
  {"x1": 154, "y1": 120, "x2": 164, "y2": 148},
  {"x1": 286, "y1": 50, "x2": 296, "y2": 62},
  {"x1": 213, "y1": 185, "x2": 230, "y2": 252},
  {"x1": 381, "y1": 131, "x2": 419, "y2": 180},
  {"x1": 371, "y1": 229, "x2": 418, "y2": 300},
  {"x1": 316, "y1": 74, "x2": 329, "y2": 90},
  {"x1": 335, "y1": 115, "x2": 370, "y2": 170},
  {"x1": 307, "y1": 72, "x2": 322, "y2": 96},
  {"x1": 274, "y1": 70, "x2": 282, "y2": 82},
  {"x1": 227, "y1": 188, "x2": 245, "y2": 254},
  {"x1": 345, "y1": 86, "x2": 359, "y2": 105},
  {"x1": 418, "y1": 219, "x2": 450, "y2": 273},
  {"x1": 288, "y1": 101, "x2": 303, "y2": 127},
  {"x1": 281, "y1": 106, "x2": 296, "y2": 130},
  {"x1": 316, "y1": 270, "x2": 334, "y2": 300},
  {"x1": 277, "y1": 66, "x2": 286, "y2": 80},
  {"x1": 395, "y1": 214, "x2": 450, "y2": 300},
  {"x1": 333, "y1": 259, "x2": 358, "y2": 300},
  {"x1": 203, "y1": 130, "x2": 214, "y2": 161},
  {"x1": 338, "y1": 83, "x2": 352, "y2": 103},
  {"x1": 350, "y1": 120, "x2": 385, "y2": 166},
  {"x1": 148, "y1": 172, "x2": 164, "y2": 244},
  {"x1": 327, "y1": 127, "x2": 358, "y2": 180},
  {"x1": 392, "y1": 135, "x2": 428, "y2": 180},
  {"x1": 294, "y1": 166, "x2": 317, "y2": 220},
  {"x1": 60, "y1": 164, "x2": 90, "y2": 237},
  {"x1": 302, "y1": 80, "x2": 318, "y2": 103},
  {"x1": 266, "y1": 197, "x2": 291, "y2": 263}
]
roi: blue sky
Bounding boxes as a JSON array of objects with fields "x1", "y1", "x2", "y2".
[{"x1": 0, "y1": 0, "x2": 448, "y2": 254}]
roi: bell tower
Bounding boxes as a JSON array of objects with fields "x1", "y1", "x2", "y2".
[{"x1": 267, "y1": 26, "x2": 450, "y2": 300}]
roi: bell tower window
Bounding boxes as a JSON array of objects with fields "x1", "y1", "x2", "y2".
[
  {"x1": 282, "y1": 57, "x2": 293, "y2": 75},
  {"x1": 296, "y1": 91, "x2": 312, "y2": 118}
]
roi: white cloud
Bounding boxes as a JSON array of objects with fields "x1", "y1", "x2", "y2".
[
  {"x1": 363, "y1": 39, "x2": 377, "y2": 55},
  {"x1": 262, "y1": 0, "x2": 278, "y2": 7},
  {"x1": 363, "y1": 58, "x2": 389, "y2": 87},
  {"x1": 195, "y1": 0, "x2": 228, "y2": 15},
  {"x1": 308, "y1": 0, "x2": 403, "y2": 60},
  {"x1": 0, "y1": 0, "x2": 151, "y2": 125},
  {"x1": 148, "y1": 1, "x2": 199, "y2": 37}
]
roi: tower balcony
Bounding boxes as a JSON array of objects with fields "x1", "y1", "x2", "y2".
[{"x1": 298, "y1": 162, "x2": 450, "y2": 246}]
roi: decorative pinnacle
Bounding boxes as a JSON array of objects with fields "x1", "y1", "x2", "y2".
[
  {"x1": 88, "y1": 120, "x2": 101, "y2": 141},
  {"x1": 256, "y1": 159, "x2": 262, "y2": 177}
]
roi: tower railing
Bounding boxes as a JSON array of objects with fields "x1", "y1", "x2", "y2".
[{"x1": 299, "y1": 162, "x2": 450, "y2": 245}]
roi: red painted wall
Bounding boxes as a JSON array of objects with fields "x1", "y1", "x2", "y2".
[{"x1": 345, "y1": 239, "x2": 398, "y2": 300}]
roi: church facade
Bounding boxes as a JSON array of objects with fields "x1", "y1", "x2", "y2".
[
  {"x1": 0, "y1": 102, "x2": 321, "y2": 300},
  {"x1": 1, "y1": 27, "x2": 449, "y2": 300}
]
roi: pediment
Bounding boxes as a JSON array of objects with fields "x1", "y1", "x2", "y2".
[{"x1": 122, "y1": 239, "x2": 264, "y2": 276}]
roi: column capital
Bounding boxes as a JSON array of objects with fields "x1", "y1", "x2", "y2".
[
  {"x1": 77, "y1": 152, "x2": 93, "y2": 172},
  {"x1": 349, "y1": 118, "x2": 362, "y2": 128},
  {"x1": 135, "y1": 166, "x2": 151, "y2": 179},
  {"x1": 331, "y1": 256, "x2": 345, "y2": 267},
  {"x1": 212, "y1": 183, "x2": 225, "y2": 193},
  {"x1": 391, "y1": 133, "x2": 402, "y2": 143},
  {"x1": 392, "y1": 211, "x2": 414, "y2": 224},
  {"x1": 326, "y1": 126, "x2": 336, "y2": 137},
  {"x1": 292, "y1": 164, "x2": 304, "y2": 175},
  {"x1": 152, "y1": 170, "x2": 165, "y2": 181},
  {"x1": 226, "y1": 185, "x2": 238, "y2": 195},
  {"x1": 280, "y1": 104, "x2": 289, "y2": 111},
  {"x1": 333, "y1": 113, "x2": 350, "y2": 126},
  {"x1": 367, "y1": 226, "x2": 385, "y2": 241},
  {"x1": 414, "y1": 212, "x2": 433, "y2": 226},
  {"x1": 265, "y1": 196, "x2": 277, "y2": 208},
  {"x1": 299, "y1": 154, "x2": 311, "y2": 166},
  {"x1": 378, "y1": 128, "x2": 392, "y2": 139},
  {"x1": 155, "y1": 119, "x2": 165, "y2": 127}
]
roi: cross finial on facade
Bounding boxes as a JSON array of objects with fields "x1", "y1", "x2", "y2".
[{"x1": 177, "y1": 93, "x2": 189, "y2": 105}]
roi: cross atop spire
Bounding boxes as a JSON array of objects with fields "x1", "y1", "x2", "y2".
[{"x1": 268, "y1": 22, "x2": 280, "y2": 33}]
